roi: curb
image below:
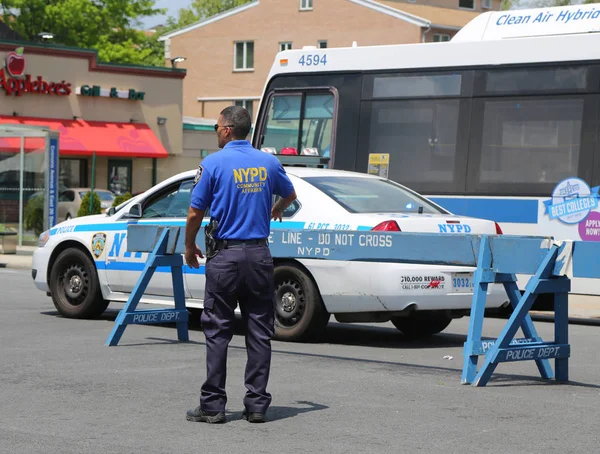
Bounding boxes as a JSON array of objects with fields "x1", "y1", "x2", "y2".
[
  {"x1": 530, "y1": 312, "x2": 600, "y2": 327},
  {"x1": 0, "y1": 261, "x2": 32, "y2": 270}
]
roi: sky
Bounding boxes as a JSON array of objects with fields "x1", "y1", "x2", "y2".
[{"x1": 141, "y1": 0, "x2": 193, "y2": 28}]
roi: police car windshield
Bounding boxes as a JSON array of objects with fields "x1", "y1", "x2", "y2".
[{"x1": 302, "y1": 176, "x2": 445, "y2": 214}]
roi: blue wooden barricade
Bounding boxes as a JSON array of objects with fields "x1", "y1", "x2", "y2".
[
  {"x1": 105, "y1": 226, "x2": 189, "y2": 346},
  {"x1": 111, "y1": 224, "x2": 600, "y2": 386}
]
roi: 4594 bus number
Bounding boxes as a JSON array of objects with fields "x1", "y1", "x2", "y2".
[{"x1": 298, "y1": 54, "x2": 327, "y2": 67}]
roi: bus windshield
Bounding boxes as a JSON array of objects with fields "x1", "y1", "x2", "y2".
[{"x1": 302, "y1": 176, "x2": 446, "y2": 214}]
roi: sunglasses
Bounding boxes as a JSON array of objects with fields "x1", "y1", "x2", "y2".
[{"x1": 214, "y1": 124, "x2": 234, "y2": 132}]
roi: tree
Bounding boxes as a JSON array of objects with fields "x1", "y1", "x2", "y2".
[
  {"x1": 112, "y1": 191, "x2": 132, "y2": 207},
  {"x1": 24, "y1": 195, "x2": 44, "y2": 236},
  {"x1": 501, "y1": 0, "x2": 598, "y2": 8},
  {"x1": 501, "y1": 0, "x2": 522, "y2": 10},
  {"x1": 0, "y1": 0, "x2": 166, "y2": 66},
  {"x1": 77, "y1": 191, "x2": 102, "y2": 217},
  {"x1": 162, "y1": 0, "x2": 251, "y2": 33}
]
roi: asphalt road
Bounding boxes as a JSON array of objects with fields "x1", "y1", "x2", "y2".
[{"x1": 1, "y1": 268, "x2": 600, "y2": 454}]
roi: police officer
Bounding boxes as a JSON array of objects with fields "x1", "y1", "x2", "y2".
[{"x1": 184, "y1": 106, "x2": 297, "y2": 424}]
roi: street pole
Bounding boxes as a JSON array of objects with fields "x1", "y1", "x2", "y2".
[{"x1": 89, "y1": 151, "x2": 96, "y2": 215}]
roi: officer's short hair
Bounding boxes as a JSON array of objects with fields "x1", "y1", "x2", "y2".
[{"x1": 220, "y1": 106, "x2": 251, "y2": 139}]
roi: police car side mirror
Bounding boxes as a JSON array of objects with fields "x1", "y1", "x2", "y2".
[
  {"x1": 107, "y1": 206, "x2": 116, "y2": 216},
  {"x1": 128, "y1": 203, "x2": 142, "y2": 219}
]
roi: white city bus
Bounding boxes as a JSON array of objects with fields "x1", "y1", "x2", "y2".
[{"x1": 251, "y1": 3, "x2": 600, "y2": 297}]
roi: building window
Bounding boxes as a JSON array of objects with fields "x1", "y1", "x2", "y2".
[
  {"x1": 481, "y1": 0, "x2": 492, "y2": 8},
  {"x1": 234, "y1": 41, "x2": 254, "y2": 71},
  {"x1": 164, "y1": 38, "x2": 171, "y2": 60},
  {"x1": 433, "y1": 34, "x2": 451, "y2": 42},
  {"x1": 280, "y1": 42, "x2": 292, "y2": 52},
  {"x1": 300, "y1": 0, "x2": 313, "y2": 10},
  {"x1": 459, "y1": 0, "x2": 474, "y2": 8},
  {"x1": 318, "y1": 40, "x2": 327, "y2": 48},
  {"x1": 234, "y1": 99, "x2": 253, "y2": 119}
]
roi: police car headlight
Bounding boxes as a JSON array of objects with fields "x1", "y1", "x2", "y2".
[{"x1": 38, "y1": 230, "x2": 50, "y2": 248}]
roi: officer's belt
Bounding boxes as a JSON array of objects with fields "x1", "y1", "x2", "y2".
[{"x1": 215, "y1": 238, "x2": 268, "y2": 250}]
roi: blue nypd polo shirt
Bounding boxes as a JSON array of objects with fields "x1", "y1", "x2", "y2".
[{"x1": 190, "y1": 140, "x2": 295, "y2": 240}]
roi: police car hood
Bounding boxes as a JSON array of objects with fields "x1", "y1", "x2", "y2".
[
  {"x1": 349, "y1": 212, "x2": 498, "y2": 234},
  {"x1": 52, "y1": 214, "x2": 107, "y2": 230}
]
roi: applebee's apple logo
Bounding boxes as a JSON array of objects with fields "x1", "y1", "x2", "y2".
[
  {"x1": 4, "y1": 47, "x2": 25, "y2": 77},
  {"x1": 1, "y1": 47, "x2": 72, "y2": 96}
]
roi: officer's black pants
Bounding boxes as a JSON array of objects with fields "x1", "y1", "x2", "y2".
[{"x1": 199, "y1": 243, "x2": 275, "y2": 414}]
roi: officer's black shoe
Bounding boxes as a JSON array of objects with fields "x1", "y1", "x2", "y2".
[
  {"x1": 186, "y1": 406, "x2": 226, "y2": 424},
  {"x1": 242, "y1": 410, "x2": 266, "y2": 423}
]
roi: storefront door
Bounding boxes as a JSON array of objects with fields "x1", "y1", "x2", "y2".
[{"x1": 107, "y1": 159, "x2": 132, "y2": 195}]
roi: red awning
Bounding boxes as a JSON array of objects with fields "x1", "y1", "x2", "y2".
[{"x1": 0, "y1": 115, "x2": 169, "y2": 158}]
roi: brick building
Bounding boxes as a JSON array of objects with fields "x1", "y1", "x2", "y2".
[{"x1": 159, "y1": 0, "x2": 501, "y2": 121}]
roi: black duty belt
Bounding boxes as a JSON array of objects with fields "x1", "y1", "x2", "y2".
[{"x1": 215, "y1": 238, "x2": 268, "y2": 250}]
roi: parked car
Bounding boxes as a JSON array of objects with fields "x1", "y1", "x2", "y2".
[
  {"x1": 58, "y1": 188, "x2": 116, "y2": 220},
  {"x1": 32, "y1": 167, "x2": 508, "y2": 342}
]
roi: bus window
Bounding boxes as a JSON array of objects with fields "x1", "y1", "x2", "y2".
[
  {"x1": 366, "y1": 99, "x2": 460, "y2": 184},
  {"x1": 260, "y1": 92, "x2": 335, "y2": 158},
  {"x1": 477, "y1": 98, "x2": 583, "y2": 185},
  {"x1": 261, "y1": 94, "x2": 302, "y2": 155},
  {"x1": 301, "y1": 94, "x2": 334, "y2": 157}
]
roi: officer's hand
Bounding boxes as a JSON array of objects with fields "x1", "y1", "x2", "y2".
[
  {"x1": 271, "y1": 207, "x2": 283, "y2": 222},
  {"x1": 185, "y1": 244, "x2": 204, "y2": 268}
]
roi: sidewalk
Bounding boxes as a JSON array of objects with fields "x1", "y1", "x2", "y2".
[
  {"x1": 3, "y1": 248, "x2": 600, "y2": 322},
  {"x1": 0, "y1": 246, "x2": 35, "y2": 270}
]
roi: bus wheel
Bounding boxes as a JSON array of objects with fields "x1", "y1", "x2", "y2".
[
  {"x1": 50, "y1": 248, "x2": 109, "y2": 319},
  {"x1": 273, "y1": 264, "x2": 329, "y2": 342},
  {"x1": 390, "y1": 314, "x2": 452, "y2": 339}
]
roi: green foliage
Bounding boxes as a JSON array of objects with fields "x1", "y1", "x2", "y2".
[
  {"x1": 162, "y1": 0, "x2": 251, "y2": 33},
  {"x1": 0, "y1": 223, "x2": 16, "y2": 233},
  {"x1": 489, "y1": 0, "x2": 598, "y2": 10},
  {"x1": 0, "y1": 0, "x2": 166, "y2": 66},
  {"x1": 24, "y1": 195, "x2": 44, "y2": 236},
  {"x1": 112, "y1": 191, "x2": 133, "y2": 207},
  {"x1": 77, "y1": 191, "x2": 102, "y2": 217}
]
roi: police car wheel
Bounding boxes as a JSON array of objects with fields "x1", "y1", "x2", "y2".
[
  {"x1": 50, "y1": 248, "x2": 109, "y2": 319},
  {"x1": 273, "y1": 265, "x2": 329, "y2": 342},
  {"x1": 390, "y1": 315, "x2": 452, "y2": 339}
]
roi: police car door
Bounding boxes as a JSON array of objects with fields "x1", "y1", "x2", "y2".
[
  {"x1": 183, "y1": 209, "x2": 210, "y2": 301},
  {"x1": 104, "y1": 179, "x2": 193, "y2": 298}
]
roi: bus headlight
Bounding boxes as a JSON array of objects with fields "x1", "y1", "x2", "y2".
[{"x1": 38, "y1": 230, "x2": 50, "y2": 248}]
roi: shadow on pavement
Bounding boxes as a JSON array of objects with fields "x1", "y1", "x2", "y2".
[
  {"x1": 224, "y1": 401, "x2": 329, "y2": 422},
  {"x1": 40, "y1": 310, "x2": 600, "y2": 390},
  {"x1": 41, "y1": 307, "x2": 485, "y2": 350}
]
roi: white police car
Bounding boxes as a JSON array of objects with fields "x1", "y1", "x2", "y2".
[{"x1": 32, "y1": 167, "x2": 508, "y2": 341}]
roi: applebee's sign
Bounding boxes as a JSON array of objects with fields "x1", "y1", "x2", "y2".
[{"x1": 1, "y1": 47, "x2": 72, "y2": 96}]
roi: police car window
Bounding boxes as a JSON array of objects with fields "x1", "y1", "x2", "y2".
[
  {"x1": 274, "y1": 196, "x2": 300, "y2": 218},
  {"x1": 302, "y1": 176, "x2": 446, "y2": 214},
  {"x1": 142, "y1": 180, "x2": 194, "y2": 218}
]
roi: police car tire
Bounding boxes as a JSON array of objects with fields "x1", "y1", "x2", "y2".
[
  {"x1": 390, "y1": 315, "x2": 452, "y2": 339},
  {"x1": 273, "y1": 265, "x2": 329, "y2": 342},
  {"x1": 50, "y1": 248, "x2": 109, "y2": 319}
]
